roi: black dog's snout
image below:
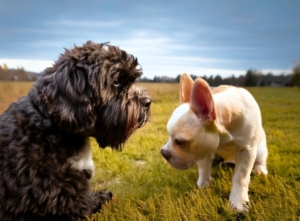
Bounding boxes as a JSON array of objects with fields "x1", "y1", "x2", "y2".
[
  {"x1": 161, "y1": 149, "x2": 171, "y2": 161},
  {"x1": 142, "y1": 97, "x2": 151, "y2": 108}
]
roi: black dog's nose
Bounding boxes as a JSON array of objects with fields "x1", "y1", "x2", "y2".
[
  {"x1": 161, "y1": 149, "x2": 171, "y2": 161},
  {"x1": 142, "y1": 97, "x2": 151, "y2": 108}
]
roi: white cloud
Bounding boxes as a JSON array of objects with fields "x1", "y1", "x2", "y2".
[
  {"x1": 0, "y1": 59, "x2": 53, "y2": 73},
  {"x1": 0, "y1": 31, "x2": 292, "y2": 79},
  {"x1": 141, "y1": 64, "x2": 246, "y2": 78},
  {"x1": 110, "y1": 36, "x2": 239, "y2": 59}
]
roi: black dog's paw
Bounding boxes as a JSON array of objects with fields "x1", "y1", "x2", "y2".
[
  {"x1": 83, "y1": 169, "x2": 93, "y2": 179},
  {"x1": 91, "y1": 190, "x2": 113, "y2": 213}
]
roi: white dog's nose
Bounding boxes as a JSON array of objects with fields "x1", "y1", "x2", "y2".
[{"x1": 161, "y1": 149, "x2": 171, "y2": 161}]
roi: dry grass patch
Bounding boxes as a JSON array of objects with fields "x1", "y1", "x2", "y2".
[{"x1": 0, "y1": 81, "x2": 33, "y2": 114}]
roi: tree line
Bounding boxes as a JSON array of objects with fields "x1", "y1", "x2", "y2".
[
  {"x1": 140, "y1": 64, "x2": 300, "y2": 87},
  {"x1": 1, "y1": 63, "x2": 300, "y2": 87},
  {"x1": 0, "y1": 64, "x2": 39, "y2": 81}
]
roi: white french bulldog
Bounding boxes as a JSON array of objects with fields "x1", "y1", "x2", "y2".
[{"x1": 161, "y1": 73, "x2": 268, "y2": 212}]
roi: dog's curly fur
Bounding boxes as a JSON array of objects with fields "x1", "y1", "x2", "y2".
[{"x1": 0, "y1": 41, "x2": 151, "y2": 221}]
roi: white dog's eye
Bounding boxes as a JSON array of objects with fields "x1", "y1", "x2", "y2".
[
  {"x1": 113, "y1": 80, "x2": 121, "y2": 87},
  {"x1": 175, "y1": 139, "x2": 184, "y2": 146}
]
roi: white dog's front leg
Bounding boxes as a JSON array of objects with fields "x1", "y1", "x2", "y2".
[
  {"x1": 196, "y1": 154, "x2": 212, "y2": 188},
  {"x1": 229, "y1": 148, "x2": 256, "y2": 213}
]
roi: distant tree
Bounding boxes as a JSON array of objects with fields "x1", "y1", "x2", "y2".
[
  {"x1": 207, "y1": 75, "x2": 214, "y2": 85},
  {"x1": 201, "y1": 75, "x2": 208, "y2": 81},
  {"x1": 190, "y1": 74, "x2": 198, "y2": 80},
  {"x1": 153, "y1": 76, "x2": 159, "y2": 82},
  {"x1": 264, "y1": 73, "x2": 274, "y2": 86},
  {"x1": 175, "y1": 74, "x2": 181, "y2": 83},
  {"x1": 291, "y1": 63, "x2": 300, "y2": 87},
  {"x1": 237, "y1": 75, "x2": 245, "y2": 86},
  {"x1": 230, "y1": 75, "x2": 237, "y2": 85},
  {"x1": 255, "y1": 71, "x2": 263, "y2": 86},
  {"x1": 213, "y1": 75, "x2": 223, "y2": 86},
  {"x1": 244, "y1": 69, "x2": 258, "y2": 86},
  {"x1": 17, "y1": 66, "x2": 25, "y2": 72},
  {"x1": 2, "y1": 63, "x2": 8, "y2": 71},
  {"x1": 139, "y1": 76, "x2": 152, "y2": 82}
]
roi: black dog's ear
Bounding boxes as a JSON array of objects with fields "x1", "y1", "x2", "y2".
[{"x1": 41, "y1": 55, "x2": 96, "y2": 135}]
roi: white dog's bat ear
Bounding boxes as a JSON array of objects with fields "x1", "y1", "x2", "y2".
[
  {"x1": 190, "y1": 78, "x2": 216, "y2": 123},
  {"x1": 180, "y1": 73, "x2": 194, "y2": 103}
]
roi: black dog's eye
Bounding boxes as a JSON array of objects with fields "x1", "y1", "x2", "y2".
[
  {"x1": 113, "y1": 79, "x2": 121, "y2": 87},
  {"x1": 175, "y1": 139, "x2": 184, "y2": 146}
]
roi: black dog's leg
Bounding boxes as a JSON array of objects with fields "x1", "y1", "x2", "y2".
[{"x1": 90, "y1": 190, "x2": 113, "y2": 213}]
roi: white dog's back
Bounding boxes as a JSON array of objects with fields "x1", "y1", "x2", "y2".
[{"x1": 212, "y1": 86, "x2": 268, "y2": 174}]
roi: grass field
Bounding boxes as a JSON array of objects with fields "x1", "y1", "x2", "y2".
[{"x1": 0, "y1": 81, "x2": 300, "y2": 220}]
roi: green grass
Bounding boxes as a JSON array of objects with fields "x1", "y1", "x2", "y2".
[
  {"x1": 1, "y1": 83, "x2": 300, "y2": 220},
  {"x1": 87, "y1": 85, "x2": 300, "y2": 221}
]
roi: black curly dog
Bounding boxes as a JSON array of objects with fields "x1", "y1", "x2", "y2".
[{"x1": 0, "y1": 41, "x2": 151, "y2": 221}]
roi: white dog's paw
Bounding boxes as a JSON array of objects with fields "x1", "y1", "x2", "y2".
[
  {"x1": 197, "y1": 176, "x2": 212, "y2": 188},
  {"x1": 231, "y1": 201, "x2": 250, "y2": 213},
  {"x1": 253, "y1": 164, "x2": 268, "y2": 175},
  {"x1": 229, "y1": 194, "x2": 250, "y2": 213}
]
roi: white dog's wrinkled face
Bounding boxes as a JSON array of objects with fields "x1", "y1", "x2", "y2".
[{"x1": 161, "y1": 103, "x2": 219, "y2": 170}]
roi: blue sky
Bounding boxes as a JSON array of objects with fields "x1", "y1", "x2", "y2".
[{"x1": 0, "y1": 0, "x2": 299, "y2": 78}]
